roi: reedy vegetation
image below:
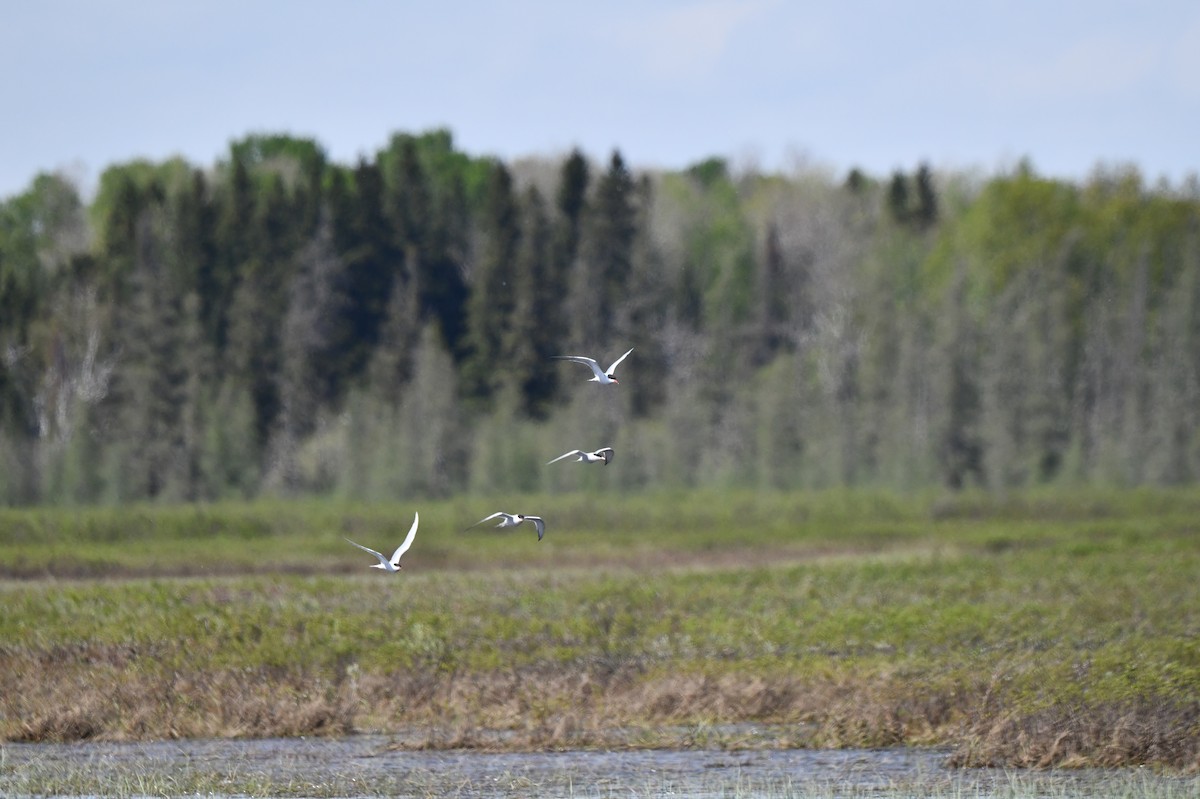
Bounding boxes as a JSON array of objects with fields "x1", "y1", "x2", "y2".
[
  {"x1": 1, "y1": 132, "x2": 1199, "y2": 504},
  {"x1": 1, "y1": 489, "x2": 1197, "y2": 769}
]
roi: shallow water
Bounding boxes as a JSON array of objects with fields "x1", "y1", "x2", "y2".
[{"x1": 2, "y1": 735, "x2": 1197, "y2": 798}]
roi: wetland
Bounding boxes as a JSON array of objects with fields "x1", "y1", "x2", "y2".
[{"x1": 1, "y1": 489, "x2": 1198, "y2": 795}]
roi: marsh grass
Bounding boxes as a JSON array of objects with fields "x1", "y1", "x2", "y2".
[{"x1": 1, "y1": 488, "x2": 1198, "y2": 770}]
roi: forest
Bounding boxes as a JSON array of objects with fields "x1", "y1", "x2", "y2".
[{"x1": 1, "y1": 130, "x2": 1198, "y2": 506}]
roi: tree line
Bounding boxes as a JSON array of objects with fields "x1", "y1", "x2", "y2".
[{"x1": 1, "y1": 131, "x2": 1198, "y2": 505}]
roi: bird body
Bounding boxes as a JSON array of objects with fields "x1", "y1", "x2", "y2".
[
  {"x1": 346, "y1": 512, "x2": 419, "y2": 572},
  {"x1": 553, "y1": 347, "x2": 633, "y2": 385},
  {"x1": 547, "y1": 446, "x2": 614, "y2": 465},
  {"x1": 468, "y1": 511, "x2": 546, "y2": 541}
]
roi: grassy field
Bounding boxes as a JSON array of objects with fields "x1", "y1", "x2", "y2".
[{"x1": 1, "y1": 488, "x2": 1198, "y2": 770}]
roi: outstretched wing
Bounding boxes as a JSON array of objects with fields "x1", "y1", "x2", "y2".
[
  {"x1": 547, "y1": 449, "x2": 584, "y2": 465},
  {"x1": 389, "y1": 511, "x2": 419, "y2": 564},
  {"x1": 527, "y1": 516, "x2": 546, "y2": 541},
  {"x1": 345, "y1": 538, "x2": 390, "y2": 568},
  {"x1": 604, "y1": 347, "x2": 634, "y2": 377},
  {"x1": 594, "y1": 447, "x2": 615, "y2": 465},
  {"x1": 468, "y1": 511, "x2": 506, "y2": 530},
  {"x1": 552, "y1": 355, "x2": 605, "y2": 381}
]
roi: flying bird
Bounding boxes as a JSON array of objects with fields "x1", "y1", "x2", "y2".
[
  {"x1": 345, "y1": 512, "x2": 419, "y2": 572},
  {"x1": 547, "y1": 446, "x2": 615, "y2": 466},
  {"x1": 467, "y1": 511, "x2": 547, "y2": 541},
  {"x1": 553, "y1": 347, "x2": 633, "y2": 385}
]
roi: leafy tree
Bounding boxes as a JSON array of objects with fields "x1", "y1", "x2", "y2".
[
  {"x1": 420, "y1": 167, "x2": 471, "y2": 355},
  {"x1": 844, "y1": 167, "x2": 868, "y2": 193},
  {"x1": 197, "y1": 380, "x2": 260, "y2": 499},
  {"x1": 400, "y1": 322, "x2": 467, "y2": 496},
  {"x1": 503, "y1": 186, "x2": 556, "y2": 416},
  {"x1": 393, "y1": 129, "x2": 488, "y2": 355},
  {"x1": 913, "y1": 162, "x2": 938, "y2": 228},
  {"x1": 96, "y1": 171, "x2": 153, "y2": 304},
  {"x1": 4, "y1": 130, "x2": 1200, "y2": 505},
  {"x1": 0, "y1": 188, "x2": 44, "y2": 346},
  {"x1": 937, "y1": 266, "x2": 984, "y2": 489},
  {"x1": 0, "y1": 174, "x2": 89, "y2": 446},
  {"x1": 344, "y1": 323, "x2": 466, "y2": 499},
  {"x1": 96, "y1": 202, "x2": 191, "y2": 500},
  {"x1": 622, "y1": 175, "x2": 670, "y2": 416},
  {"x1": 556, "y1": 149, "x2": 590, "y2": 233},
  {"x1": 366, "y1": 253, "x2": 421, "y2": 399},
  {"x1": 169, "y1": 170, "x2": 216, "y2": 324},
  {"x1": 327, "y1": 159, "x2": 402, "y2": 393},
  {"x1": 886, "y1": 170, "x2": 910, "y2": 225},
  {"x1": 686, "y1": 156, "x2": 729, "y2": 187},
  {"x1": 378, "y1": 134, "x2": 446, "y2": 371},
  {"x1": 530, "y1": 149, "x2": 590, "y2": 405},
  {"x1": 223, "y1": 174, "x2": 298, "y2": 447},
  {"x1": 754, "y1": 222, "x2": 792, "y2": 363},
  {"x1": 226, "y1": 134, "x2": 327, "y2": 238},
  {"x1": 210, "y1": 156, "x2": 255, "y2": 354},
  {"x1": 381, "y1": 134, "x2": 431, "y2": 252},
  {"x1": 570, "y1": 151, "x2": 637, "y2": 348},
  {"x1": 228, "y1": 134, "x2": 327, "y2": 183},
  {"x1": 90, "y1": 159, "x2": 189, "y2": 240},
  {"x1": 461, "y1": 161, "x2": 520, "y2": 404},
  {"x1": 277, "y1": 219, "x2": 345, "y2": 440}
]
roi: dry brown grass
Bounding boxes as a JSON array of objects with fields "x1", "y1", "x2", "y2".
[
  {"x1": 7, "y1": 649, "x2": 1197, "y2": 769},
  {"x1": 4, "y1": 658, "x2": 355, "y2": 743},
  {"x1": 948, "y1": 701, "x2": 1200, "y2": 770}
]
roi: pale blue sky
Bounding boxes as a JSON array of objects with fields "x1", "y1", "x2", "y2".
[{"x1": 2, "y1": 0, "x2": 1197, "y2": 199}]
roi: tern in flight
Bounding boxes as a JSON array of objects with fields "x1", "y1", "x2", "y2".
[
  {"x1": 553, "y1": 347, "x2": 633, "y2": 385},
  {"x1": 345, "y1": 512, "x2": 419, "y2": 572},
  {"x1": 468, "y1": 511, "x2": 546, "y2": 541},
  {"x1": 547, "y1": 446, "x2": 615, "y2": 466}
]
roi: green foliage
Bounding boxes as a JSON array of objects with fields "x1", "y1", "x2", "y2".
[
  {"x1": 0, "y1": 175, "x2": 92, "y2": 452},
  {"x1": 505, "y1": 186, "x2": 560, "y2": 416},
  {"x1": 89, "y1": 159, "x2": 189, "y2": 253},
  {"x1": 925, "y1": 170, "x2": 1083, "y2": 306},
  {"x1": 229, "y1": 133, "x2": 327, "y2": 179},
  {"x1": 567, "y1": 151, "x2": 640, "y2": 349},
  {"x1": 343, "y1": 323, "x2": 466, "y2": 500},
  {"x1": 1, "y1": 131, "x2": 1199, "y2": 505},
  {"x1": 380, "y1": 128, "x2": 493, "y2": 212},
  {"x1": 1, "y1": 174, "x2": 85, "y2": 328},
  {"x1": 913, "y1": 162, "x2": 938, "y2": 227},
  {"x1": 462, "y1": 161, "x2": 521, "y2": 405},
  {"x1": 685, "y1": 155, "x2": 730, "y2": 187},
  {"x1": 885, "y1": 163, "x2": 939, "y2": 229},
  {"x1": 886, "y1": 170, "x2": 910, "y2": 225},
  {"x1": 660, "y1": 164, "x2": 756, "y2": 330}
]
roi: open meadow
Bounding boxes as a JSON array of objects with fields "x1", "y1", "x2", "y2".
[{"x1": 1, "y1": 488, "x2": 1198, "y2": 779}]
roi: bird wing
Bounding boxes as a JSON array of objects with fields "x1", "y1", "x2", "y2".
[
  {"x1": 553, "y1": 355, "x2": 606, "y2": 380},
  {"x1": 345, "y1": 538, "x2": 390, "y2": 568},
  {"x1": 468, "y1": 511, "x2": 506, "y2": 530},
  {"x1": 547, "y1": 449, "x2": 584, "y2": 465},
  {"x1": 604, "y1": 347, "x2": 634, "y2": 376},
  {"x1": 595, "y1": 447, "x2": 615, "y2": 464},
  {"x1": 527, "y1": 516, "x2": 546, "y2": 541},
  {"x1": 390, "y1": 511, "x2": 419, "y2": 564}
]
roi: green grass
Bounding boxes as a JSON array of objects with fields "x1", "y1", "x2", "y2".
[{"x1": 1, "y1": 487, "x2": 1198, "y2": 768}]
